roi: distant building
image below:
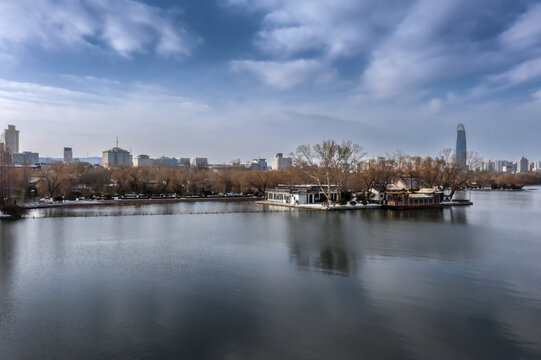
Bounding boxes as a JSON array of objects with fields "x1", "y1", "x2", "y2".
[
  {"x1": 12, "y1": 151, "x2": 39, "y2": 165},
  {"x1": 517, "y1": 156, "x2": 529, "y2": 173},
  {"x1": 157, "y1": 156, "x2": 178, "y2": 167},
  {"x1": 495, "y1": 160, "x2": 507, "y2": 173},
  {"x1": 360, "y1": 156, "x2": 385, "y2": 170},
  {"x1": 179, "y1": 158, "x2": 191, "y2": 168},
  {"x1": 64, "y1": 147, "x2": 73, "y2": 163},
  {"x1": 272, "y1": 153, "x2": 292, "y2": 170},
  {"x1": 134, "y1": 154, "x2": 154, "y2": 167},
  {"x1": 244, "y1": 158, "x2": 268, "y2": 170},
  {"x1": 1, "y1": 125, "x2": 19, "y2": 154},
  {"x1": 455, "y1": 124, "x2": 467, "y2": 169},
  {"x1": 191, "y1": 157, "x2": 208, "y2": 168},
  {"x1": 482, "y1": 160, "x2": 495, "y2": 172},
  {"x1": 102, "y1": 146, "x2": 132, "y2": 168}
]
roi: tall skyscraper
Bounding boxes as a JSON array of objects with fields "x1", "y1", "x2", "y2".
[
  {"x1": 2, "y1": 125, "x2": 20, "y2": 154},
  {"x1": 455, "y1": 124, "x2": 467, "y2": 169},
  {"x1": 64, "y1": 147, "x2": 73, "y2": 163}
]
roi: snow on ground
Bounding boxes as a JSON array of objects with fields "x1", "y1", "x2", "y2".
[{"x1": 328, "y1": 203, "x2": 382, "y2": 209}]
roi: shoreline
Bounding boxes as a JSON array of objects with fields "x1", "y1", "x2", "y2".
[
  {"x1": 19, "y1": 196, "x2": 263, "y2": 210},
  {"x1": 256, "y1": 200, "x2": 473, "y2": 211}
]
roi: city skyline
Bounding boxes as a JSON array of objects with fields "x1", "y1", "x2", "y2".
[
  {"x1": 1, "y1": 1, "x2": 541, "y2": 161},
  {"x1": 2, "y1": 121, "x2": 541, "y2": 168}
]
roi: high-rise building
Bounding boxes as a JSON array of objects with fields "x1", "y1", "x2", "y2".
[
  {"x1": 191, "y1": 157, "x2": 208, "y2": 168},
  {"x1": 455, "y1": 124, "x2": 467, "y2": 169},
  {"x1": 244, "y1": 158, "x2": 268, "y2": 170},
  {"x1": 157, "y1": 156, "x2": 178, "y2": 167},
  {"x1": 482, "y1": 160, "x2": 495, "y2": 172},
  {"x1": 272, "y1": 153, "x2": 293, "y2": 170},
  {"x1": 12, "y1": 151, "x2": 39, "y2": 165},
  {"x1": 2, "y1": 125, "x2": 19, "y2": 154},
  {"x1": 64, "y1": 147, "x2": 73, "y2": 163},
  {"x1": 134, "y1": 154, "x2": 154, "y2": 167},
  {"x1": 179, "y1": 158, "x2": 191, "y2": 168},
  {"x1": 102, "y1": 144, "x2": 132, "y2": 168},
  {"x1": 517, "y1": 156, "x2": 529, "y2": 173}
]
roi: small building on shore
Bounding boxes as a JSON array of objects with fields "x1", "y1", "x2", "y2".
[
  {"x1": 385, "y1": 188, "x2": 443, "y2": 209},
  {"x1": 265, "y1": 185, "x2": 338, "y2": 205}
]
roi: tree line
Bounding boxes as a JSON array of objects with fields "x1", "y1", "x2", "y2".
[{"x1": 1, "y1": 140, "x2": 541, "y2": 206}]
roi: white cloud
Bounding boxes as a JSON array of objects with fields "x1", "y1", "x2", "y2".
[
  {"x1": 227, "y1": 0, "x2": 541, "y2": 101},
  {"x1": 224, "y1": 0, "x2": 409, "y2": 59},
  {"x1": 501, "y1": 4, "x2": 541, "y2": 51},
  {"x1": 230, "y1": 59, "x2": 334, "y2": 89},
  {"x1": 0, "y1": 0, "x2": 196, "y2": 58},
  {"x1": 486, "y1": 57, "x2": 541, "y2": 88}
]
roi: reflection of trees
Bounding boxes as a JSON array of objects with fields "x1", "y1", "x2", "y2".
[
  {"x1": 448, "y1": 207, "x2": 468, "y2": 225},
  {"x1": 0, "y1": 225, "x2": 15, "y2": 285},
  {"x1": 286, "y1": 213, "x2": 360, "y2": 275},
  {"x1": 286, "y1": 209, "x2": 478, "y2": 273},
  {"x1": 0, "y1": 224, "x2": 16, "y2": 330},
  {"x1": 317, "y1": 245, "x2": 350, "y2": 274}
]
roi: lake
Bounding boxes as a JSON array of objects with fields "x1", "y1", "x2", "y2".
[{"x1": 1, "y1": 189, "x2": 541, "y2": 359}]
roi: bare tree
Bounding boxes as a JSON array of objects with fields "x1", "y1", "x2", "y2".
[
  {"x1": 241, "y1": 170, "x2": 277, "y2": 196},
  {"x1": 39, "y1": 163, "x2": 67, "y2": 198},
  {"x1": 440, "y1": 148, "x2": 483, "y2": 198},
  {"x1": 295, "y1": 140, "x2": 363, "y2": 206},
  {"x1": 0, "y1": 147, "x2": 12, "y2": 206},
  {"x1": 334, "y1": 140, "x2": 364, "y2": 200}
]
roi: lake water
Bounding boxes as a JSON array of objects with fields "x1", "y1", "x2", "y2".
[{"x1": 1, "y1": 189, "x2": 541, "y2": 359}]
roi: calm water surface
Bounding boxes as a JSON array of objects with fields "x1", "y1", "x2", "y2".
[{"x1": 1, "y1": 189, "x2": 541, "y2": 359}]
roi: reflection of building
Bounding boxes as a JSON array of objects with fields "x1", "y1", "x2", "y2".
[
  {"x1": 102, "y1": 146, "x2": 132, "y2": 168},
  {"x1": 272, "y1": 153, "x2": 292, "y2": 170},
  {"x1": 191, "y1": 157, "x2": 208, "y2": 168},
  {"x1": 1, "y1": 125, "x2": 19, "y2": 154},
  {"x1": 517, "y1": 156, "x2": 529, "y2": 173},
  {"x1": 12, "y1": 151, "x2": 39, "y2": 165},
  {"x1": 64, "y1": 147, "x2": 73, "y2": 163},
  {"x1": 455, "y1": 124, "x2": 467, "y2": 169},
  {"x1": 265, "y1": 185, "x2": 338, "y2": 205},
  {"x1": 134, "y1": 154, "x2": 154, "y2": 167}
]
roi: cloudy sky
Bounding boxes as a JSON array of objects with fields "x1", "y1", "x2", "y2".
[{"x1": 1, "y1": 0, "x2": 540, "y2": 162}]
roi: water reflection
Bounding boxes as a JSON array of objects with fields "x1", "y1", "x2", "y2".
[
  {"x1": 26, "y1": 201, "x2": 289, "y2": 218},
  {"x1": 286, "y1": 213, "x2": 361, "y2": 275},
  {"x1": 285, "y1": 209, "x2": 479, "y2": 276},
  {"x1": 0, "y1": 190, "x2": 541, "y2": 359},
  {"x1": 0, "y1": 224, "x2": 16, "y2": 337}
]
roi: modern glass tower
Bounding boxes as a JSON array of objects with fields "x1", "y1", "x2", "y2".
[{"x1": 455, "y1": 124, "x2": 467, "y2": 169}]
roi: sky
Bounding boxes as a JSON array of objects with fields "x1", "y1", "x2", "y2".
[{"x1": 1, "y1": 0, "x2": 541, "y2": 162}]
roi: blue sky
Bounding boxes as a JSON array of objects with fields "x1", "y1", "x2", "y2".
[{"x1": 1, "y1": 0, "x2": 541, "y2": 162}]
